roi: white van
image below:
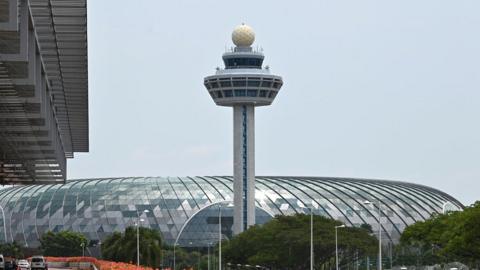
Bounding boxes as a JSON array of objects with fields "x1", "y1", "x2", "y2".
[
  {"x1": 0, "y1": 254, "x2": 4, "y2": 269},
  {"x1": 30, "y1": 256, "x2": 47, "y2": 270}
]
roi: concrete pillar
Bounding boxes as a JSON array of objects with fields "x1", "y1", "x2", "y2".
[{"x1": 233, "y1": 105, "x2": 256, "y2": 234}]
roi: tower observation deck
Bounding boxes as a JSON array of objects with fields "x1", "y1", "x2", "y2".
[{"x1": 203, "y1": 24, "x2": 283, "y2": 234}]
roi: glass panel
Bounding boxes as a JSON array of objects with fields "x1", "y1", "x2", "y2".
[
  {"x1": 234, "y1": 89, "x2": 246, "y2": 96},
  {"x1": 224, "y1": 90, "x2": 233, "y2": 97},
  {"x1": 261, "y1": 81, "x2": 272, "y2": 87},
  {"x1": 248, "y1": 80, "x2": 261, "y2": 87},
  {"x1": 220, "y1": 81, "x2": 231, "y2": 87},
  {"x1": 268, "y1": 91, "x2": 277, "y2": 98},
  {"x1": 247, "y1": 90, "x2": 257, "y2": 97},
  {"x1": 232, "y1": 80, "x2": 246, "y2": 87}
]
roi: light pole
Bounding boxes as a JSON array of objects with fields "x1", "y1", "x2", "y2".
[
  {"x1": 0, "y1": 204, "x2": 7, "y2": 242},
  {"x1": 310, "y1": 207, "x2": 313, "y2": 270},
  {"x1": 218, "y1": 202, "x2": 234, "y2": 270},
  {"x1": 335, "y1": 224, "x2": 345, "y2": 270},
  {"x1": 218, "y1": 205, "x2": 222, "y2": 270},
  {"x1": 173, "y1": 243, "x2": 178, "y2": 270},
  {"x1": 98, "y1": 241, "x2": 102, "y2": 259},
  {"x1": 297, "y1": 200, "x2": 319, "y2": 270},
  {"x1": 80, "y1": 242, "x2": 85, "y2": 257},
  {"x1": 364, "y1": 200, "x2": 382, "y2": 270},
  {"x1": 208, "y1": 242, "x2": 212, "y2": 270},
  {"x1": 136, "y1": 209, "x2": 150, "y2": 267}
]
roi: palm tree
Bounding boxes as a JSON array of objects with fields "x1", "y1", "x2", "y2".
[{"x1": 102, "y1": 226, "x2": 163, "y2": 267}]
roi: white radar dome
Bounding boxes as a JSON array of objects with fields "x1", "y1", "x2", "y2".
[{"x1": 232, "y1": 23, "x2": 255, "y2": 47}]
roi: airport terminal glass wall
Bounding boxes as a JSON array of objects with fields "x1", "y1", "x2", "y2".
[{"x1": 0, "y1": 177, "x2": 463, "y2": 248}]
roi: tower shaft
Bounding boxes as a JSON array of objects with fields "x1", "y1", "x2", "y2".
[{"x1": 233, "y1": 105, "x2": 256, "y2": 234}]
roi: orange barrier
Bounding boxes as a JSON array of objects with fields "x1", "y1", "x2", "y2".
[{"x1": 44, "y1": 256, "x2": 156, "y2": 270}]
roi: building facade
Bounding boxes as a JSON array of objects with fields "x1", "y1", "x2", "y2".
[
  {"x1": 0, "y1": 176, "x2": 463, "y2": 248},
  {"x1": 0, "y1": 0, "x2": 89, "y2": 184}
]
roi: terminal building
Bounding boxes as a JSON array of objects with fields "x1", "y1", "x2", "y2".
[
  {"x1": 0, "y1": 176, "x2": 463, "y2": 248},
  {"x1": 0, "y1": 0, "x2": 89, "y2": 184}
]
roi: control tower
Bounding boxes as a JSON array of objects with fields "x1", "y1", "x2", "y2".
[{"x1": 203, "y1": 24, "x2": 283, "y2": 234}]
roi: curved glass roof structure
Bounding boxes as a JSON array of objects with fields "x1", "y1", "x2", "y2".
[{"x1": 0, "y1": 177, "x2": 463, "y2": 248}]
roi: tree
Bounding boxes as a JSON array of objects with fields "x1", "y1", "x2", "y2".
[
  {"x1": 399, "y1": 201, "x2": 480, "y2": 268},
  {"x1": 101, "y1": 226, "x2": 162, "y2": 268},
  {"x1": 223, "y1": 214, "x2": 377, "y2": 269},
  {"x1": 360, "y1": 223, "x2": 373, "y2": 233},
  {"x1": 0, "y1": 242, "x2": 24, "y2": 258},
  {"x1": 162, "y1": 245, "x2": 211, "y2": 269},
  {"x1": 40, "y1": 231, "x2": 88, "y2": 257}
]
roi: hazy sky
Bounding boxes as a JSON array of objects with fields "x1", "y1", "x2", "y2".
[{"x1": 70, "y1": 0, "x2": 480, "y2": 205}]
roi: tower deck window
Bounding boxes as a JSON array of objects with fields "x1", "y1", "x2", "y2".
[
  {"x1": 220, "y1": 81, "x2": 231, "y2": 87},
  {"x1": 247, "y1": 80, "x2": 260, "y2": 87},
  {"x1": 261, "y1": 81, "x2": 272, "y2": 87},
  {"x1": 268, "y1": 91, "x2": 277, "y2": 98},
  {"x1": 233, "y1": 80, "x2": 247, "y2": 87},
  {"x1": 247, "y1": 90, "x2": 257, "y2": 97},
  {"x1": 234, "y1": 90, "x2": 246, "y2": 96},
  {"x1": 224, "y1": 90, "x2": 233, "y2": 97},
  {"x1": 224, "y1": 57, "x2": 263, "y2": 69}
]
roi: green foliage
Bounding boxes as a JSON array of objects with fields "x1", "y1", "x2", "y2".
[
  {"x1": 223, "y1": 214, "x2": 377, "y2": 269},
  {"x1": 399, "y1": 201, "x2": 480, "y2": 267},
  {"x1": 360, "y1": 223, "x2": 373, "y2": 233},
  {"x1": 162, "y1": 246, "x2": 213, "y2": 270},
  {"x1": 40, "y1": 230, "x2": 88, "y2": 257},
  {"x1": 0, "y1": 242, "x2": 24, "y2": 258},
  {"x1": 101, "y1": 226, "x2": 162, "y2": 267}
]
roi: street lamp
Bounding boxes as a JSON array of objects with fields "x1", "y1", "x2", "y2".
[
  {"x1": 98, "y1": 241, "x2": 102, "y2": 259},
  {"x1": 173, "y1": 242, "x2": 179, "y2": 270},
  {"x1": 136, "y1": 209, "x2": 150, "y2": 267},
  {"x1": 297, "y1": 200, "x2": 319, "y2": 270},
  {"x1": 219, "y1": 205, "x2": 222, "y2": 270},
  {"x1": 335, "y1": 225, "x2": 345, "y2": 270},
  {"x1": 0, "y1": 204, "x2": 7, "y2": 242},
  {"x1": 80, "y1": 242, "x2": 85, "y2": 257},
  {"x1": 218, "y1": 202, "x2": 234, "y2": 270},
  {"x1": 364, "y1": 200, "x2": 382, "y2": 270}
]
